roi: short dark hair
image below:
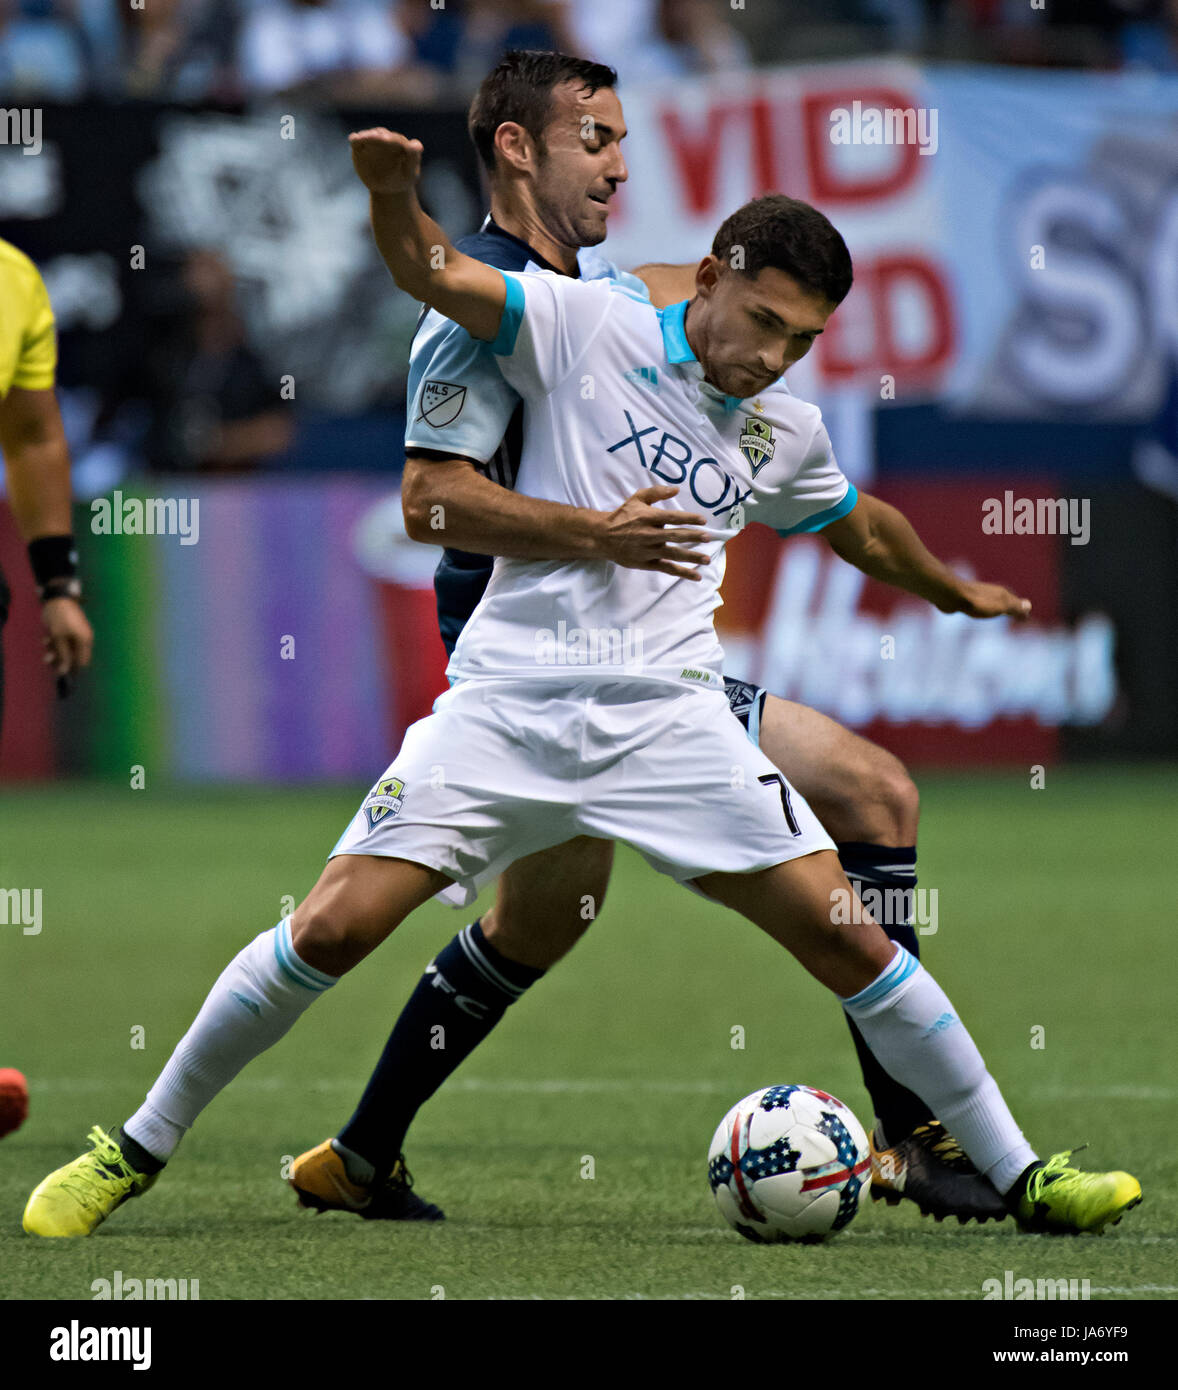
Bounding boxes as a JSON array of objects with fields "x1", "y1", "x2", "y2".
[
  {"x1": 711, "y1": 195, "x2": 853, "y2": 305},
  {"x1": 467, "y1": 50, "x2": 618, "y2": 175}
]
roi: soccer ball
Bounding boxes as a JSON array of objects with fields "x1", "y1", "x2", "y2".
[
  {"x1": 0, "y1": 1068, "x2": 29, "y2": 1139},
  {"x1": 707, "y1": 1084, "x2": 871, "y2": 1243}
]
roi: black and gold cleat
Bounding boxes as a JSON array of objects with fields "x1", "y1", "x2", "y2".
[
  {"x1": 870, "y1": 1120, "x2": 1008, "y2": 1225},
  {"x1": 290, "y1": 1140, "x2": 443, "y2": 1221},
  {"x1": 361, "y1": 1154, "x2": 444, "y2": 1222}
]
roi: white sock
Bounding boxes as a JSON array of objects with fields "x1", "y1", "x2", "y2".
[
  {"x1": 123, "y1": 920, "x2": 337, "y2": 1161},
  {"x1": 841, "y1": 947, "x2": 1036, "y2": 1193}
]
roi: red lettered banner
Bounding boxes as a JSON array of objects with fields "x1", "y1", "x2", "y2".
[
  {"x1": 716, "y1": 479, "x2": 1118, "y2": 766},
  {"x1": 602, "y1": 61, "x2": 954, "y2": 401}
]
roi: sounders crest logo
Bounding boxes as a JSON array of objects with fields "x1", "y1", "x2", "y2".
[
  {"x1": 363, "y1": 777, "x2": 406, "y2": 829},
  {"x1": 739, "y1": 417, "x2": 775, "y2": 476}
]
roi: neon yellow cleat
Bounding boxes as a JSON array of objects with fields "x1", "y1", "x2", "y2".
[
  {"x1": 1016, "y1": 1150, "x2": 1142, "y2": 1235},
  {"x1": 22, "y1": 1125, "x2": 158, "y2": 1237}
]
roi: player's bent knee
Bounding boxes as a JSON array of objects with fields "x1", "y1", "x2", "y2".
[
  {"x1": 879, "y1": 760, "x2": 919, "y2": 843},
  {"x1": 290, "y1": 888, "x2": 405, "y2": 976},
  {"x1": 291, "y1": 853, "x2": 449, "y2": 974},
  {"x1": 839, "y1": 750, "x2": 920, "y2": 845},
  {"x1": 289, "y1": 903, "x2": 366, "y2": 975}
]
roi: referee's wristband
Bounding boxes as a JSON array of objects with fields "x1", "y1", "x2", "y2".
[{"x1": 28, "y1": 535, "x2": 82, "y2": 603}]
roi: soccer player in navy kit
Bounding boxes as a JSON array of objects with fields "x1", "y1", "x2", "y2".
[{"x1": 290, "y1": 54, "x2": 1005, "y2": 1225}]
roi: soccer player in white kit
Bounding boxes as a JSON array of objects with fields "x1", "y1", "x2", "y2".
[
  {"x1": 23, "y1": 130, "x2": 1141, "y2": 1241},
  {"x1": 298, "y1": 54, "x2": 1003, "y2": 1227}
]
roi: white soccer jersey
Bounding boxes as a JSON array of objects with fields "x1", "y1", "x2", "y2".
[
  {"x1": 446, "y1": 271, "x2": 857, "y2": 690},
  {"x1": 404, "y1": 244, "x2": 646, "y2": 469}
]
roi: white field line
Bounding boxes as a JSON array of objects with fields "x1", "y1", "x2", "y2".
[
  {"x1": 491, "y1": 1285, "x2": 1178, "y2": 1300},
  {"x1": 662, "y1": 1227, "x2": 1176, "y2": 1244},
  {"x1": 29, "y1": 1077, "x2": 1178, "y2": 1101}
]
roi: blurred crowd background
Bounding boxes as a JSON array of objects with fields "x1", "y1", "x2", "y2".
[
  {"x1": 2, "y1": 0, "x2": 1176, "y2": 780},
  {"x1": 2, "y1": 0, "x2": 1177, "y2": 104},
  {"x1": 3, "y1": 0, "x2": 1176, "y2": 485}
]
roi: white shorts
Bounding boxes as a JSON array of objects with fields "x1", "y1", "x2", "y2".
[{"x1": 330, "y1": 679, "x2": 835, "y2": 907}]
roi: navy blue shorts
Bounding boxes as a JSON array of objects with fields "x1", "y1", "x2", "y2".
[{"x1": 723, "y1": 675, "x2": 768, "y2": 747}]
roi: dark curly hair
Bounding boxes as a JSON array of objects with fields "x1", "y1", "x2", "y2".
[
  {"x1": 468, "y1": 50, "x2": 618, "y2": 175},
  {"x1": 711, "y1": 194, "x2": 853, "y2": 305}
]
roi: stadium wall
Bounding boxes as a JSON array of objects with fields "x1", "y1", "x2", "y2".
[{"x1": 3, "y1": 475, "x2": 1173, "y2": 783}]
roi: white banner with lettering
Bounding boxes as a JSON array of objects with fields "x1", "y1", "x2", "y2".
[{"x1": 601, "y1": 61, "x2": 1178, "y2": 421}]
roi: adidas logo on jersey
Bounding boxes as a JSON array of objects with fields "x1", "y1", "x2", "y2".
[{"x1": 624, "y1": 366, "x2": 660, "y2": 394}]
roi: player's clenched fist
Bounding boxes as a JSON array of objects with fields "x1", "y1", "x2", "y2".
[{"x1": 349, "y1": 128, "x2": 423, "y2": 195}]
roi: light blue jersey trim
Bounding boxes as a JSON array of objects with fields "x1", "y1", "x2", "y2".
[
  {"x1": 658, "y1": 300, "x2": 694, "y2": 363},
  {"x1": 490, "y1": 271, "x2": 526, "y2": 356},
  {"x1": 273, "y1": 918, "x2": 336, "y2": 993},
  {"x1": 776, "y1": 483, "x2": 859, "y2": 538},
  {"x1": 840, "y1": 944, "x2": 918, "y2": 1008},
  {"x1": 658, "y1": 300, "x2": 746, "y2": 411}
]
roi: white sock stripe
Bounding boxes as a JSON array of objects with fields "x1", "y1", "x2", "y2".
[
  {"x1": 135, "y1": 923, "x2": 332, "y2": 1157},
  {"x1": 458, "y1": 926, "x2": 524, "y2": 999},
  {"x1": 274, "y1": 920, "x2": 337, "y2": 993},
  {"x1": 840, "y1": 945, "x2": 919, "y2": 1009},
  {"x1": 459, "y1": 926, "x2": 525, "y2": 998},
  {"x1": 842, "y1": 955, "x2": 1032, "y2": 1181}
]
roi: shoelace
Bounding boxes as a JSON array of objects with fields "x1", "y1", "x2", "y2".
[
  {"x1": 383, "y1": 1155, "x2": 414, "y2": 1191},
  {"x1": 57, "y1": 1127, "x2": 134, "y2": 1209},
  {"x1": 912, "y1": 1122, "x2": 971, "y2": 1168},
  {"x1": 1024, "y1": 1147, "x2": 1086, "y2": 1202}
]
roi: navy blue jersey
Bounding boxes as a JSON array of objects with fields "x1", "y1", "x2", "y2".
[{"x1": 407, "y1": 219, "x2": 571, "y2": 655}]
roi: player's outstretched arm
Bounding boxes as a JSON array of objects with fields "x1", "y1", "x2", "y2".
[
  {"x1": 350, "y1": 128, "x2": 506, "y2": 343},
  {"x1": 822, "y1": 490, "x2": 1032, "y2": 620},
  {"x1": 403, "y1": 453, "x2": 712, "y2": 580}
]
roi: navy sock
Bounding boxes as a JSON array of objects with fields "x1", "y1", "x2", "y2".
[
  {"x1": 1005, "y1": 1159, "x2": 1044, "y2": 1211},
  {"x1": 112, "y1": 1125, "x2": 165, "y2": 1176},
  {"x1": 337, "y1": 920, "x2": 543, "y2": 1178},
  {"x1": 837, "y1": 842, "x2": 936, "y2": 1142}
]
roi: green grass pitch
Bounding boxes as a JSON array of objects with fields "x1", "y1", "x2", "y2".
[{"x1": 1, "y1": 769, "x2": 1175, "y2": 1301}]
